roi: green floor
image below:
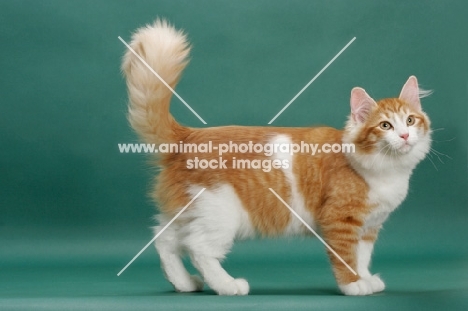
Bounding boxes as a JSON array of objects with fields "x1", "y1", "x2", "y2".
[{"x1": 2, "y1": 222, "x2": 467, "y2": 311}]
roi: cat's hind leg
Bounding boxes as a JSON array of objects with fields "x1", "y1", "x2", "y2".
[
  {"x1": 154, "y1": 217, "x2": 204, "y2": 292},
  {"x1": 189, "y1": 253, "x2": 249, "y2": 295},
  {"x1": 182, "y1": 185, "x2": 253, "y2": 296}
]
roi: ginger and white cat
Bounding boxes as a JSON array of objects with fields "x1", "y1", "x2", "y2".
[{"x1": 122, "y1": 20, "x2": 431, "y2": 296}]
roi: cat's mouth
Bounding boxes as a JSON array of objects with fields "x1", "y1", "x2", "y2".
[
  {"x1": 396, "y1": 141, "x2": 413, "y2": 154},
  {"x1": 383, "y1": 140, "x2": 414, "y2": 155}
]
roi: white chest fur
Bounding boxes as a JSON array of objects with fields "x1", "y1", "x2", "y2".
[{"x1": 362, "y1": 169, "x2": 410, "y2": 229}]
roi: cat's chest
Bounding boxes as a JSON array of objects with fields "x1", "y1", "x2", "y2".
[{"x1": 363, "y1": 172, "x2": 410, "y2": 228}]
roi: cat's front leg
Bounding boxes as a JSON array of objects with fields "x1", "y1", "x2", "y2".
[
  {"x1": 321, "y1": 220, "x2": 384, "y2": 296},
  {"x1": 355, "y1": 228, "x2": 385, "y2": 294}
]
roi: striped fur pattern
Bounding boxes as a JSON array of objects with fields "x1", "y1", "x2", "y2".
[{"x1": 122, "y1": 20, "x2": 431, "y2": 296}]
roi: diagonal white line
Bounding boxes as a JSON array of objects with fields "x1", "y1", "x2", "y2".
[
  {"x1": 268, "y1": 188, "x2": 357, "y2": 276},
  {"x1": 268, "y1": 37, "x2": 356, "y2": 124},
  {"x1": 117, "y1": 188, "x2": 206, "y2": 276},
  {"x1": 118, "y1": 36, "x2": 207, "y2": 125}
]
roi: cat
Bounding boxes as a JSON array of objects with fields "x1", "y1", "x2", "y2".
[{"x1": 122, "y1": 19, "x2": 431, "y2": 296}]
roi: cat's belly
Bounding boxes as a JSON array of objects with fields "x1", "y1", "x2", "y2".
[
  {"x1": 186, "y1": 184, "x2": 257, "y2": 240},
  {"x1": 186, "y1": 182, "x2": 315, "y2": 239}
]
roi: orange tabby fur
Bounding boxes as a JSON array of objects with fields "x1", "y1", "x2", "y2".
[{"x1": 122, "y1": 20, "x2": 431, "y2": 295}]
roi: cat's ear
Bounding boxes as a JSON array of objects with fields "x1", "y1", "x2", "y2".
[
  {"x1": 399, "y1": 76, "x2": 421, "y2": 111},
  {"x1": 350, "y1": 87, "x2": 377, "y2": 123}
]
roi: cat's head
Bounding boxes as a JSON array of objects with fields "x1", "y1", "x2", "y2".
[{"x1": 343, "y1": 76, "x2": 431, "y2": 170}]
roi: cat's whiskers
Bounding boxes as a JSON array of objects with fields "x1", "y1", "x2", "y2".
[
  {"x1": 367, "y1": 143, "x2": 391, "y2": 171},
  {"x1": 432, "y1": 137, "x2": 455, "y2": 143},
  {"x1": 426, "y1": 153, "x2": 439, "y2": 171},
  {"x1": 365, "y1": 147, "x2": 381, "y2": 170},
  {"x1": 429, "y1": 147, "x2": 452, "y2": 164},
  {"x1": 426, "y1": 128, "x2": 453, "y2": 169},
  {"x1": 378, "y1": 144, "x2": 393, "y2": 172},
  {"x1": 388, "y1": 147, "x2": 397, "y2": 171}
]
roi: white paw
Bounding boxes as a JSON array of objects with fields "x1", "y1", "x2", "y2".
[
  {"x1": 339, "y1": 279, "x2": 373, "y2": 296},
  {"x1": 174, "y1": 275, "x2": 204, "y2": 292},
  {"x1": 339, "y1": 275, "x2": 385, "y2": 296},
  {"x1": 216, "y1": 278, "x2": 250, "y2": 296},
  {"x1": 365, "y1": 274, "x2": 385, "y2": 293}
]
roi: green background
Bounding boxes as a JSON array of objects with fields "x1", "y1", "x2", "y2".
[{"x1": 1, "y1": 0, "x2": 467, "y2": 310}]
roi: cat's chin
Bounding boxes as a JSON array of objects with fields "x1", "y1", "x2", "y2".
[{"x1": 397, "y1": 144, "x2": 413, "y2": 154}]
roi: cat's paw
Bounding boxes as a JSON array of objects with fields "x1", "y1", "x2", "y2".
[
  {"x1": 339, "y1": 279, "x2": 373, "y2": 296},
  {"x1": 339, "y1": 275, "x2": 385, "y2": 296},
  {"x1": 364, "y1": 274, "x2": 385, "y2": 293},
  {"x1": 174, "y1": 275, "x2": 204, "y2": 292},
  {"x1": 216, "y1": 278, "x2": 250, "y2": 296}
]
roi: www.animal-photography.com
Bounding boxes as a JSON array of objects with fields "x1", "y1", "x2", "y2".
[{"x1": 1, "y1": 1, "x2": 466, "y2": 310}]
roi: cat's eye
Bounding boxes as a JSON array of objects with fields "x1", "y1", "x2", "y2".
[
  {"x1": 379, "y1": 121, "x2": 392, "y2": 130},
  {"x1": 407, "y1": 116, "x2": 415, "y2": 126}
]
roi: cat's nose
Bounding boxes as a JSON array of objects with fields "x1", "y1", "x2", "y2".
[{"x1": 400, "y1": 133, "x2": 409, "y2": 141}]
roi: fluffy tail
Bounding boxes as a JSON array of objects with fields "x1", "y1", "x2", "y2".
[{"x1": 122, "y1": 19, "x2": 190, "y2": 144}]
